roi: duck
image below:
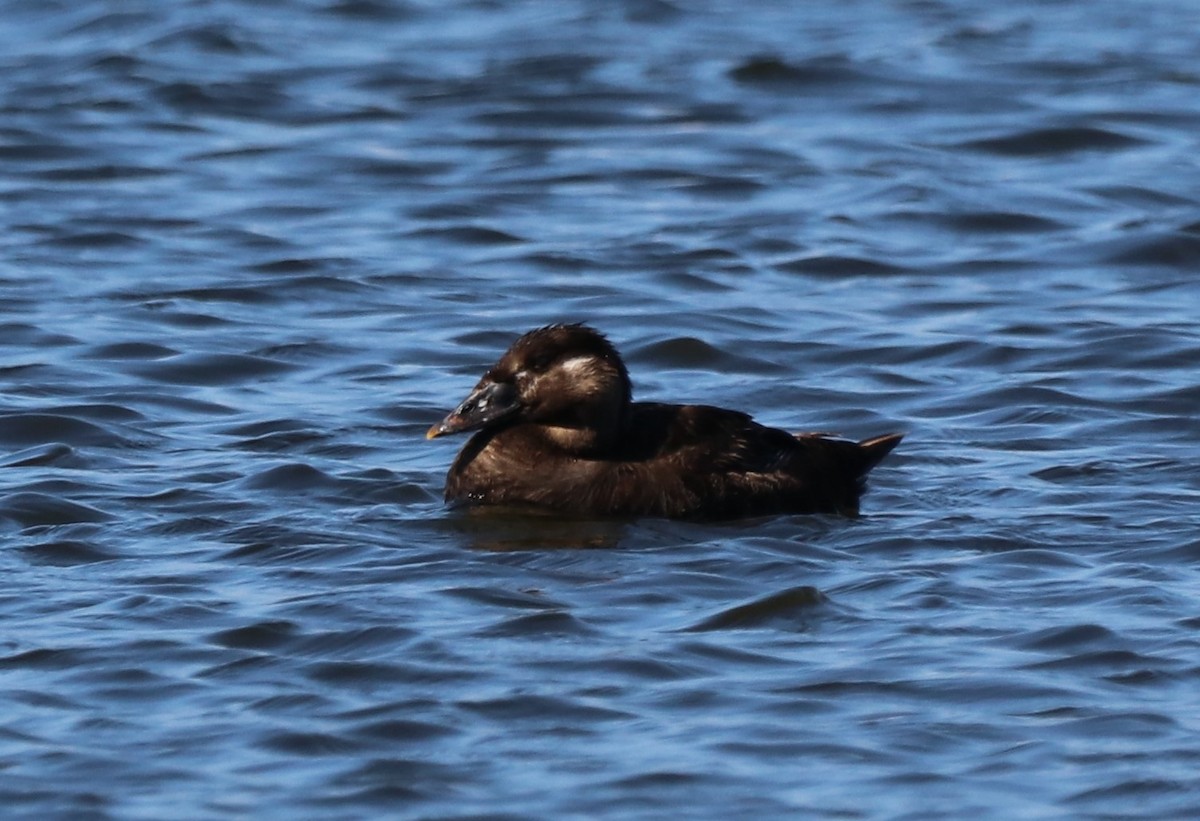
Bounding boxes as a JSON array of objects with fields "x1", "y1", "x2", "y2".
[{"x1": 427, "y1": 323, "x2": 902, "y2": 520}]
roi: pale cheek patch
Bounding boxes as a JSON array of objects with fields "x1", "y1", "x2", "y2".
[{"x1": 559, "y1": 355, "x2": 597, "y2": 376}]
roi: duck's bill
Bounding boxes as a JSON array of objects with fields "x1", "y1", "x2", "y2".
[{"x1": 426, "y1": 380, "x2": 519, "y2": 439}]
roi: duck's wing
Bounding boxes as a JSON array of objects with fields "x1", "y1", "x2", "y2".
[{"x1": 624, "y1": 404, "x2": 902, "y2": 517}]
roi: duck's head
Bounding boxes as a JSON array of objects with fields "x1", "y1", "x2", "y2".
[{"x1": 427, "y1": 323, "x2": 632, "y2": 452}]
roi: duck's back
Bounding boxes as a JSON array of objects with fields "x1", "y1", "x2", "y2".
[
  {"x1": 616, "y1": 403, "x2": 898, "y2": 518},
  {"x1": 446, "y1": 401, "x2": 901, "y2": 519}
]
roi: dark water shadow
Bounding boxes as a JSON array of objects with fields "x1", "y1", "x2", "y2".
[{"x1": 442, "y1": 506, "x2": 634, "y2": 551}]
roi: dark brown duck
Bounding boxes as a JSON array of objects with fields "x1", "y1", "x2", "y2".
[{"x1": 427, "y1": 324, "x2": 902, "y2": 519}]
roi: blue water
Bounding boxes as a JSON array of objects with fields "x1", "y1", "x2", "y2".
[{"x1": 3, "y1": 1, "x2": 1200, "y2": 818}]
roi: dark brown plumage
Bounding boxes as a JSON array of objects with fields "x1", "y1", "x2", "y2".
[{"x1": 427, "y1": 324, "x2": 902, "y2": 520}]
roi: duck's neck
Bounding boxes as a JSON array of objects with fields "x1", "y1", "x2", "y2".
[
  {"x1": 537, "y1": 425, "x2": 607, "y2": 456},
  {"x1": 536, "y1": 401, "x2": 628, "y2": 457}
]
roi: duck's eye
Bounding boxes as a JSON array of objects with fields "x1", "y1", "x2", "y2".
[{"x1": 526, "y1": 354, "x2": 555, "y2": 373}]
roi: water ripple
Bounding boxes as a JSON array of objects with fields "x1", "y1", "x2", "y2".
[{"x1": 3, "y1": 0, "x2": 1200, "y2": 818}]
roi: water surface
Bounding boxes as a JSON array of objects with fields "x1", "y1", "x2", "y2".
[{"x1": 3, "y1": 1, "x2": 1200, "y2": 818}]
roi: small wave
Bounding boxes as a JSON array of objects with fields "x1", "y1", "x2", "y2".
[
  {"x1": 82, "y1": 341, "x2": 178, "y2": 360},
  {"x1": 239, "y1": 463, "x2": 340, "y2": 492},
  {"x1": 19, "y1": 539, "x2": 121, "y2": 565},
  {"x1": 683, "y1": 586, "x2": 826, "y2": 632},
  {"x1": 34, "y1": 165, "x2": 166, "y2": 183},
  {"x1": 776, "y1": 255, "x2": 909, "y2": 276},
  {"x1": 2, "y1": 443, "x2": 85, "y2": 468},
  {"x1": 0, "y1": 492, "x2": 113, "y2": 528},
  {"x1": 405, "y1": 226, "x2": 526, "y2": 246},
  {"x1": 631, "y1": 335, "x2": 787, "y2": 374},
  {"x1": 474, "y1": 609, "x2": 600, "y2": 638},
  {"x1": 1102, "y1": 230, "x2": 1200, "y2": 268},
  {"x1": 729, "y1": 54, "x2": 868, "y2": 88},
  {"x1": 129, "y1": 353, "x2": 294, "y2": 385},
  {"x1": 0, "y1": 413, "x2": 136, "y2": 448},
  {"x1": 1015, "y1": 623, "x2": 1119, "y2": 652},
  {"x1": 0, "y1": 322, "x2": 80, "y2": 347},
  {"x1": 459, "y1": 693, "x2": 634, "y2": 722},
  {"x1": 153, "y1": 80, "x2": 297, "y2": 121},
  {"x1": 223, "y1": 423, "x2": 330, "y2": 454},
  {"x1": 209, "y1": 620, "x2": 298, "y2": 651},
  {"x1": 961, "y1": 125, "x2": 1148, "y2": 156},
  {"x1": 894, "y1": 209, "x2": 1065, "y2": 234}
]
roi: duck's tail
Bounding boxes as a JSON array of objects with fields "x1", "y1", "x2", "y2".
[{"x1": 857, "y1": 432, "x2": 904, "y2": 475}]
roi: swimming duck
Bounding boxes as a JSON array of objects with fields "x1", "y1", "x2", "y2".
[{"x1": 427, "y1": 324, "x2": 902, "y2": 519}]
